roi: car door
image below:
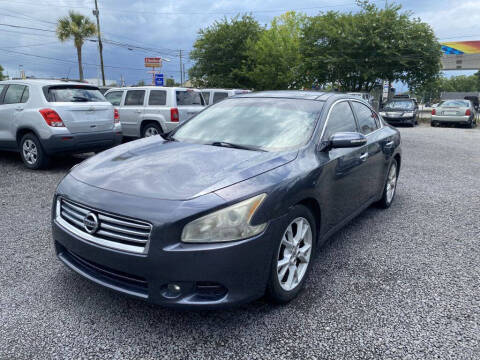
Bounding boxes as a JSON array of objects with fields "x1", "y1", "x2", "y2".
[
  {"x1": 317, "y1": 100, "x2": 369, "y2": 231},
  {"x1": 351, "y1": 101, "x2": 385, "y2": 201},
  {"x1": 0, "y1": 84, "x2": 28, "y2": 148},
  {"x1": 120, "y1": 90, "x2": 145, "y2": 137}
]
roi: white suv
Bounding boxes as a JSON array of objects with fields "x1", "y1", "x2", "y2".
[
  {"x1": 0, "y1": 79, "x2": 122, "y2": 169},
  {"x1": 104, "y1": 86, "x2": 205, "y2": 138},
  {"x1": 201, "y1": 89, "x2": 251, "y2": 106}
]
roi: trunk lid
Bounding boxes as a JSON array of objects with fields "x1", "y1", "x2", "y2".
[{"x1": 53, "y1": 103, "x2": 114, "y2": 134}]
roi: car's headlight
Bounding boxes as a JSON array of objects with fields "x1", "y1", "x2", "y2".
[
  {"x1": 379, "y1": 112, "x2": 387, "y2": 117},
  {"x1": 403, "y1": 112, "x2": 415, "y2": 117},
  {"x1": 181, "y1": 194, "x2": 267, "y2": 243}
]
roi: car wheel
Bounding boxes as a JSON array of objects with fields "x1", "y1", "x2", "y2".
[
  {"x1": 19, "y1": 133, "x2": 50, "y2": 170},
  {"x1": 376, "y1": 159, "x2": 398, "y2": 209},
  {"x1": 266, "y1": 205, "x2": 316, "y2": 304},
  {"x1": 468, "y1": 119, "x2": 475, "y2": 128},
  {"x1": 142, "y1": 123, "x2": 162, "y2": 138}
]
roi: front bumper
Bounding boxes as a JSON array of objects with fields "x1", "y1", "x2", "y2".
[
  {"x1": 41, "y1": 130, "x2": 122, "y2": 155},
  {"x1": 52, "y1": 179, "x2": 285, "y2": 309},
  {"x1": 382, "y1": 116, "x2": 415, "y2": 125}
]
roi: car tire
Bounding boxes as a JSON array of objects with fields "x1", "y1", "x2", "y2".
[
  {"x1": 266, "y1": 205, "x2": 316, "y2": 304},
  {"x1": 19, "y1": 133, "x2": 50, "y2": 170},
  {"x1": 376, "y1": 159, "x2": 398, "y2": 209},
  {"x1": 430, "y1": 121, "x2": 436, "y2": 127},
  {"x1": 468, "y1": 119, "x2": 475, "y2": 128},
  {"x1": 141, "y1": 122, "x2": 162, "y2": 138}
]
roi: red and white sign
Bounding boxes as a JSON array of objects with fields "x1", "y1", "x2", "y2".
[{"x1": 144, "y1": 57, "x2": 162, "y2": 68}]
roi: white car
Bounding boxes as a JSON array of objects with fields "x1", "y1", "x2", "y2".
[
  {"x1": 104, "y1": 86, "x2": 205, "y2": 138},
  {"x1": 201, "y1": 89, "x2": 251, "y2": 106},
  {"x1": 0, "y1": 79, "x2": 121, "y2": 169}
]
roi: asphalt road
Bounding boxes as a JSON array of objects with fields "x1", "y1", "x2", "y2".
[{"x1": 1, "y1": 126, "x2": 479, "y2": 359}]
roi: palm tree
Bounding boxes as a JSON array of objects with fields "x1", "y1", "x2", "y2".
[{"x1": 56, "y1": 11, "x2": 96, "y2": 81}]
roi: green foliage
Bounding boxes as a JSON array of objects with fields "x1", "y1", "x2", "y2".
[
  {"x1": 245, "y1": 12, "x2": 306, "y2": 90},
  {"x1": 136, "y1": 80, "x2": 146, "y2": 87},
  {"x1": 166, "y1": 78, "x2": 179, "y2": 87},
  {"x1": 0, "y1": 65, "x2": 4, "y2": 81},
  {"x1": 300, "y1": 1, "x2": 441, "y2": 92},
  {"x1": 56, "y1": 11, "x2": 97, "y2": 81},
  {"x1": 188, "y1": 15, "x2": 263, "y2": 88},
  {"x1": 415, "y1": 74, "x2": 480, "y2": 103}
]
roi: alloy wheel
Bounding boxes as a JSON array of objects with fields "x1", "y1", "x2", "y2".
[
  {"x1": 22, "y1": 139, "x2": 38, "y2": 165},
  {"x1": 276, "y1": 217, "x2": 313, "y2": 291},
  {"x1": 386, "y1": 163, "x2": 397, "y2": 204},
  {"x1": 144, "y1": 127, "x2": 159, "y2": 137}
]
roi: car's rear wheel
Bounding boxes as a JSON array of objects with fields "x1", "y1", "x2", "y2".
[
  {"x1": 19, "y1": 133, "x2": 50, "y2": 170},
  {"x1": 376, "y1": 159, "x2": 398, "y2": 209},
  {"x1": 266, "y1": 205, "x2": 316, "y2": 303},
  {"x1": 142, "y1": 122, "x2": 162, "y2": 138}
]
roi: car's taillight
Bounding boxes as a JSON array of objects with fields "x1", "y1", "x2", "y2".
[
  {"x1": 432, "y1": 109, "x2": 436, "y2": 115},
  {"x1": 39, "y1": 108, "x2": 65, "y2": 127},
  {"x1": 465, "y1": 109, "x2": 471, "y2": 116},
  {"x1": 171, "y1": 108, "x2": 179, "y2": 122},
  {"x1": 114, "y1": 108, "x2": 119, "y2": 123}
]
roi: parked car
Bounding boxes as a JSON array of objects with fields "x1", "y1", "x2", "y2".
[
  {"x1": 104, "y1": 86, "x2": 205, "y2": 138},
  {"x1": 52, "y1": 91, "x2": 401, "y2": 308},
  {"x1": 201, "y1": 89, "x2": 251, "y2": 105},
  {"x1": 379, "y1": 98, "x2": 418, "y2": 127},
  {"x1": 431, "y1": 99, "x2": 477, "y2": 128},
  {"x1": 0, "y1": 79, "x2": 122, "y2": 169},
  {"x1": 347, "y1": 92, "x2": 374, "y2": 105}
]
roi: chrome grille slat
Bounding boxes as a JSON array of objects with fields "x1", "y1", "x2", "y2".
[{"x1": 57, "y1": 198, "x2": 152, "y2": 254}]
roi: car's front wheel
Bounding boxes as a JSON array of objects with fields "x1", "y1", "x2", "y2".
[
  {"x1": 19, "y1": 133, "x2": 50, "y2": 170},
  {"x1": 376, "y1": 159, "x2": 398, "y2": 208},
  {"x1": 266, "y1": 205, "x2": 316, "y2": 303}
]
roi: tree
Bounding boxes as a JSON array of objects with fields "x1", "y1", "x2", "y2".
[
  {"x1": 300, "y1": 1, "x2": 442, "y2": 92},
  {"x1": 166, "y1": 78, "x2": 179, "y2": 87},
  {"x1": 246, "y1": 12, "x2": 306, "y2": 90},
  {"x1": 57, "y1": 11, "x2": 97, "y2": 81},
  {"x1": 136, "y1": 80, "x2": 146, "y2": 87},
  {"x1": 189, "y1": 15, "x2": 263, "y2": 88},
  {"x1": 0, "y1": 65, "x2": 5, "y2": 81}
]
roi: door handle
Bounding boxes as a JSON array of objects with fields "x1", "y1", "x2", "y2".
[
  {"x1": 385, "y1": 140, "x2": 394, "y2": 147},
  {"x1": 359, "y1": 153, "x2": 369, "y2": 161},
  {"x1": 15, "y1": 107, "x2": 24, "y2": 111}
]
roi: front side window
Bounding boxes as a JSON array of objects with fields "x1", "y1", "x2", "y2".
[
  {"x1": 323, "y1": 101, "x2": 357, "y2": 139},
  {"x1": 352, "y1": 102, "x2": 378, "y2": 135},
  {"x1": 45, "y1": 86, "x2": 105, "y2": 102},
  {"x1": 212, "y1": 92, "x2": 228, "y2": 104},
  {"x1": 4, "y1": 85, "x2": 27, "y2": 104},
  {"x1": 176, "y1": 90, "x2": 204, "y2": 106},
  {"x1": 124, "y1": 90, "x2": 145, "y2": 106},
  {"x1": 105, "y1": 91, "x2": 123, "y2": 106},
  {"x1": 173, "y1": 98, "x2": 324, "y2": 152},
  {"x1": 148, "y1": 90, "x2": 167, "y2": 106}
]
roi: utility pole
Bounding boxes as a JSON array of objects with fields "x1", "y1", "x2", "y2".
[
  {"x1": 179, "y1": 49, "x2": 183, "y2": 85},
  {"x1": 183, "y1": 64, "x2": 186, "y2": 85},
  {"x1": 93, "y1": 0, "x2": 106, "y2": 86}
]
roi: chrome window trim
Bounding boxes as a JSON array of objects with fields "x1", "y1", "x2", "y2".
[{"x1": 319, "y1": 99, "x2": 357, "y2": 141}]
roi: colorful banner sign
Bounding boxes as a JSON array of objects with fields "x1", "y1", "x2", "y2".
[{"x1": 441, "y1": 41, "x2": 480, "y2": 55}]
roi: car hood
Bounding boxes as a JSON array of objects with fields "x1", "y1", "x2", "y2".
[{"x1": 70, "y1": 136, "x2": 297, "y2": 200}]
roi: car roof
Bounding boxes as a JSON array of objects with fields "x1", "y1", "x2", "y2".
[
  {"x1": 0, "y1": 79, "x2": 93, "y2": 86},
  {"x1": 235, "y1": 90, "x2": 354, "y2": 101},
  {"x1": 106, "y1": 86, "x2": 200, "y2": 92}
]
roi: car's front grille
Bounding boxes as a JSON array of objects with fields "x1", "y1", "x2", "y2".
[{"x1": 56, "y1": 198, "x2": 152, "y2": 254}]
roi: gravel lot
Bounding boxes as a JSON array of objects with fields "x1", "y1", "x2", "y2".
[{"x1": 1, "y1": 126, "x2": 479, "y2": 359}]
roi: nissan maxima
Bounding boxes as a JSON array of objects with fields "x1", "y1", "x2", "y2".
[{"x1": 52, "y1": 91, "x2": 401, "y2": 308}]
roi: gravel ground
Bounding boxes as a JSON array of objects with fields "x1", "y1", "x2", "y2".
[{"x1": 1, "y1": 126, "x2": 479, "y2": 359}]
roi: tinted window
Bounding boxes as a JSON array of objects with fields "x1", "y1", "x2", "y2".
[
  {"x1": 124, "y1": 90, "x2": 145, "y2": 106},
  {"x1": 105, "y1": 91, "x2": 123, "y2": 106},
  {"x1": 202, "y1": 91, "x2": 210, "y2": 104},
  {"x1": 176, "y1": 90, "x2": 204, "y2": 106},
  {"x1": 324, "y1": 101, "x2": 357, "y2": 139},
  {"x1": 4, "y1": 85, "x2": 27, "y2": 104},
  {"x1": 148, "y1": 90, "x2": 167, "y2": 106},
  {"x1": 352, "y1": 102, "x2": 378, "y2": 135},
  {"x1": 212, "y1": 92, "x2": 228, "y2": 104},
  {"x1": 46, "y1": 86, "x2": 105, "y2": 102},
  {"x1": 20, "y1": 87, "x2": 29, "y2": 103},
  {"x1": 384, "y1": 100, "x2": 415, "y2": 110},
  {"x1": 173, "y1": 98, "x2": 324, "y2": 152}
]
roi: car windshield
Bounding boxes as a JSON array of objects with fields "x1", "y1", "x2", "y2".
[
  {"x1": 45, "y1": 86, "x2": 106, "y2": 102},
  {"x1": 439, "y1": 100, "x2": 470, "y2": 107},
  {"x1": 384, "y1": 100, "x2": 415, "y2": 110},
  {"x1": 172, "y1": 97, "x2": 324, "y2": 152}
]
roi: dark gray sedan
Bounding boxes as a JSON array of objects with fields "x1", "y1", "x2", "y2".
[{"x1": 52, "y1": 91, "x2": 402, "y2": 308}]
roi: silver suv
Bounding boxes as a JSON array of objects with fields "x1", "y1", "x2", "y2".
[
  {"x1": 104, "y1": 86, "x2": 205, "y2": 138},
  {"x1": 0, "y1": 80, "x2": 122, "y2": 169},
  {"x1": 201, "y1": 89, "x2": 251, "y2": 106}
]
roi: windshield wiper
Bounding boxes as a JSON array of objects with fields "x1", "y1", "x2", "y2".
[
  {"x1": 72, "y1": 96, "x2": 90, "y2": 102},
  {"x1": 209, "y1": 141, "x2": 266, "y2": 152}
]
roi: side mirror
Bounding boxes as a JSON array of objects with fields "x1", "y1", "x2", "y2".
[{"x1": 329, "y1": 132, "x2": 367, "y2": 149}]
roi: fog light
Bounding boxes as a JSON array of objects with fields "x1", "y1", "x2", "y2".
[{"x1": 168, "y1": 283, "x2": 181, "y2": 293}]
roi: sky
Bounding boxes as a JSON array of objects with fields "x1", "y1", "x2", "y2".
[{"x1": 1, "y1": 0, "x2": 480, "y2": 87}]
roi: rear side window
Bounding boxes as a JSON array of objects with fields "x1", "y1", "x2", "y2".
[
  {"x1": 352, "y1": 102, "x2": 378, "y2": 135},
  {"x1": 124, "y1": 90, "x2": 145, "y2": 106},
  {"x1": 45, "y1": 86, "x2": 105, "y2": 102},
  {"x1": 324, "y1": 101, "x2": 357, "y2": 139},
  {"x1": 176, "y1": 90, "x2": 204, "y2": 106},
  {"x1": 105, "y1": 91, "x2": 123, "y2": 106},
  {"x1": 148, "y1": 90, "x2": 167, "y2": 106},
  {"x1": 4, "y1": 85, "x2": 27, "y2": 104},
  {"x1": 213, "y1": 92, "x2": 228, "y2": 104},
  {"x1": 202, "y1": 91, "x2": 210, "y2": 104}
]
